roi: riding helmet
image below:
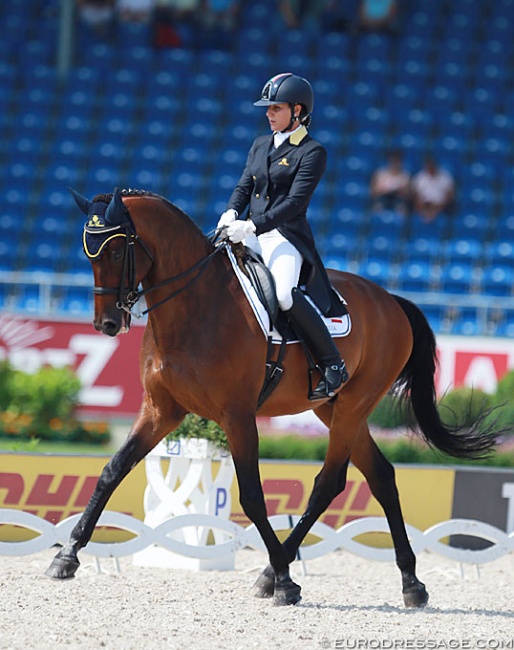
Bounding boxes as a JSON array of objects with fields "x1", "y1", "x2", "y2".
[{"x1": 254, "y1": 73, "x2": 314, "y2": 120}]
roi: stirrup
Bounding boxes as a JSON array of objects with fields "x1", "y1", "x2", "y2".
[{"x1": 308, "y1": 360, "x2": 349, "y2": 401}]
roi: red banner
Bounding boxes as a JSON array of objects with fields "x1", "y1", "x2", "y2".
[
  {"x1": 0, "y1": 314, "x2": 144, "y2": 417},
  {"x1": 0, "y1": 314, "x2": 513, "y2": 417}
]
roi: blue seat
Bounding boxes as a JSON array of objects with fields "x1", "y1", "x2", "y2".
[
  {"x1": 366, "y1": 235, "x2": 398, "y2": 261},
  {"x1": 65, "y1": 245, "x2": 92, "y2": 273},
  {"x1": 443, "y1": 238, "x2": 483, "y2": 264},
  {"x1": 357, "y1": 259, "x2": 393, "y2": 288},
  {"x1": 485, "y1": 240, "x2": 514, "y2": 265},
  {"x1": 64, "y1": 287, "x2": 93, "y2": 316},
  {"x1": 439, "y1": 263, "x2": 476, "y2": 294},
  {"x1": 337, "y1": 180, "x2": 368, "y2": 211},
  {"x1": 367, "y1": 210, "x2": 405, "y2": 238},
  {"x1": 451, "y1": 212, "x2": 490, "y2": 240},
  {"x1": 0, "y1": 239, "x2": 18, "y2": 271},
  {"x1": 480, "y1": 265, "x2": 514, "y2": 296},
  {"x1": 403, "y1": 237, "x2": 443, "y2": 263},
  {"x1": 328, "y1": 207, "x2": 363, "y2": 237},
  {"x1": 397, "y1": 261, "x2": 433, "y2": 293},
  {"x1": 409, "y1": 214, "x2": 448, "y2": 240},
  {"x1": 421, "y1": 304, "x2": 445, "y2": 334},
  {"x1": 451, "y1": 310, "x2": 481, "y2": 336},
  {"x1": 495, "y1": 312, "x2": 514, "y2": 338},
  {"x1": 322, "y1": 233, "x2": 360, "y2": 259}
]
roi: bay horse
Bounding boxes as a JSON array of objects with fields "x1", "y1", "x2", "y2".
[{"x1": 46, "y1": 189, "x2": 497, "y2": 607}]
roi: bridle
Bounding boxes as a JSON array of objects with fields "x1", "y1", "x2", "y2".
[{"x1": 92, "y1": 221, "x2": 227, "y2": 320}]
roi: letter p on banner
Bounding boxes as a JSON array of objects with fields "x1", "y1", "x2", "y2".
[{"x1": 215, "y1": 488, "x2": 227, "y2": 516}]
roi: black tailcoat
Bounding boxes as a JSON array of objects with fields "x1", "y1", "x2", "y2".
[{"x1": 227, "y1": 126, "x2": 344, "y2": 316}]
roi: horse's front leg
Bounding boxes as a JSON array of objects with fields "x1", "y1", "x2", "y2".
[
  {"x1": 226, "y1": 414, "x2": 301, "y2": 606},
  {"x1": 253, "y1": 404, "x2": 354, "y2": 599},
  {"x1": 45, "y1": 411, "x2": 172, "y2": 580},
  {"x1": 253, "y1": 458, "x2": 350, "y2": 599}
]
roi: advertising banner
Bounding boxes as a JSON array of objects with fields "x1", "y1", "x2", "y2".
[
  {"x1": 0, "y1": 313, "x2": 513, "y2": 417},
  {"x1": 1, "y1": 453, "x2": 455, "y2": 543}
]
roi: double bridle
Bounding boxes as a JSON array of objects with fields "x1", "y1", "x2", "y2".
[{"x1": 93, "y1": 223, "x2": 226, "y2": 319}]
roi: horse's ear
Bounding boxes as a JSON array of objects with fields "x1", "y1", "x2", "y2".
[
  {"x1": 68, "y1": 187, "x2": 91, "y2": 215},
  {"x1": 104, "y1": 187, "x2": 125, "y2": 226}
]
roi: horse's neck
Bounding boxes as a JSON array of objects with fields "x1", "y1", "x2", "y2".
[{"x1": 135, "y1": 201, "x2": 225, "y2": 340}]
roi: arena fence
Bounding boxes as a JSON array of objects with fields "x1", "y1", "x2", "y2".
[{"x1": 1, "y1": 509, "x2": 512, "y2": 572}]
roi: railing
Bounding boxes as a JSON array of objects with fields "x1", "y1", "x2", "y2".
[
  {"x1": 1, "y1": 509, "x2": 513, "y2": 567},
  {"x1": 1, "y1": 271, "x2": 513, "y2": 333}
]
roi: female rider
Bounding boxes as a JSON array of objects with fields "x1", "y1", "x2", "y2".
[{"x1": 218, "y1": 72, "x2": 348, "y2": 400}]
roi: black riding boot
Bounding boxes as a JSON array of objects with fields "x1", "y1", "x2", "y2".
[{"x1": 286, "y1": 287, "x2": 349, "y2": 400}]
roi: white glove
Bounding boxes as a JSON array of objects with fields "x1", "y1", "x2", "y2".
[
  {"x1": 226, "y1": 220, "x2": 256, "y2": 243},
  {"x1": 217, "y1": 209, "x2": 238, "y2": 230}
]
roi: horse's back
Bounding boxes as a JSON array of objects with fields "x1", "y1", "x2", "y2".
[{"x1": 327, "y1": 268, "x2": 414, "y2": 383}]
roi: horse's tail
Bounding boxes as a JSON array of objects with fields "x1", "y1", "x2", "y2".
[{"x1": 393, "y1": 294, "x2": 498, "y2": 460}]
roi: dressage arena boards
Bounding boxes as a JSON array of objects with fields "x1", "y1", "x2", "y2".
[{"x1": 0, "y1": 548, "x2": 512, "y2": 650}]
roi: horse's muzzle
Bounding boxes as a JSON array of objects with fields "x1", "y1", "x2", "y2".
[{"x1": 94, "y1": 317, "x2": 121, "y2": 337}]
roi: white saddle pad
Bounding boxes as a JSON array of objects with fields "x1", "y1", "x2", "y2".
[{"x1": 226, "y1": 246, "x2": 352, "y2": 343}]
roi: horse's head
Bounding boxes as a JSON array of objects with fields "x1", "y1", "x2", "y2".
[{"x1": 72, "y1": 188, "x2": 153, "y2": 336}]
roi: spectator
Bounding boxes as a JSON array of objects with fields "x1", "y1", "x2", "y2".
[
  {"x1": 278, "y1": 0, "x2": 331, "y2": 33},
  {"x1": 369, "y1": 149, "x2": 411, "y2": 215},
  {"x1": 357, "y1": 0, "x2": 400, "y2": 35},
  {"x1": 411, "y1": 156, "x2": 455, "y2": 223},
  {"x1": 117, "y1": 0, "x2": 155, "y2": 23},
  {"x1": 197, "y1": 0, "x2": 240, "y2": 49},
  {"x1": 152, "y1": 0, "x2": 200, "y2": 48},
  {"x1": 76, "y1": 0, "x2": 115, "y2": 35},
  {"x1": 201, "y1": 0, "x2": 240, "y2": 32}
]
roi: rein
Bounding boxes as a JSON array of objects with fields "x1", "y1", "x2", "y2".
[{"x1": 93, "y1": 224, "x2": 227, "y2": 319}]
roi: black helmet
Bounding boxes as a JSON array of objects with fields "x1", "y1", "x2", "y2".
[{"x1": 254, "y1": 73, "x2": 314, "y2": 120}]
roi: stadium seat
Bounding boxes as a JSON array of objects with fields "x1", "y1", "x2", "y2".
[
  {"x1": 397, "y1": 261, "x2": 433, "y2": 293},
  {"x1": 480, "y1": 265, "x2": 514, "y2": 297},
  {"x1": 439, "y1": 262, "x2": 476, "y2": 294}
]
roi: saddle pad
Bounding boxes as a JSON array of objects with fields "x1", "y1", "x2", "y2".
[{"x1": 226, "y1": 246, "x2": 352, "y2": 343}]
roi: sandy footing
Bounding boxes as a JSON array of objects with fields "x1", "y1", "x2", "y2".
[{"x1": 0, "y1": 548, "x2": 513, "y2": 650}]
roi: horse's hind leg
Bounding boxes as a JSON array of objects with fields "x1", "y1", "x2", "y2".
[
  {"x1": 45, "y1": 411, "x2": 172, "y2": 580},
  {"x1": 351, "y1": 429, "x2": 429, "y2": 608}
]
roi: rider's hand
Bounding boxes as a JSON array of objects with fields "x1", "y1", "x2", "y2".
[
  {"x1": 226, "y1": 220, "x2": 256, "y2": 243},
  {"x1": 217, "y1": 209, "x2": 238, "y2": 231}
]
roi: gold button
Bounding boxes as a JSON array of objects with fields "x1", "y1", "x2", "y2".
[
  {"x1": 255, "y1": 193, "x2": 260, "y2": 198},
  {"x1": 266, "y1": 195, "x2": 269, "y2": 200},
  {"x1": 252, "y1": 175, "x2": 256, "y2": 180}
]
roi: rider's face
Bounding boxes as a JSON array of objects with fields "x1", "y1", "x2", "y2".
[{"x1": 266, "y1": 103, "x2": 301, "y2": 133}]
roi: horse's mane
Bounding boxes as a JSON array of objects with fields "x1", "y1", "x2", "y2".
[{"x1": 92, "y1": 189, "x2": 210, "y2": 244}]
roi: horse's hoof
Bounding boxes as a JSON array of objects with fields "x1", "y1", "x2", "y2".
[
  {"x1": 272, "y1": 581, "x2": 302, "y2": 606},
  {"x1": 403, "y1": 582, "x2": 429, "y2": 608},
  {"x1": 253, "y1": 572, "x2": 275, "y2": 598},
  {"x1": 45, "y1": 556, "x2": 80, "y2": 580}
]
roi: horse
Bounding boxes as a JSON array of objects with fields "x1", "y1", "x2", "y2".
[{"x1": 46, "y1": 188, "x2": 497, "y2": 607}]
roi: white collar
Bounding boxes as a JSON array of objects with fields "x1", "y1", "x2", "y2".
[{"x1": 273, "y1": 124, "x2": 303, "y2": 148}]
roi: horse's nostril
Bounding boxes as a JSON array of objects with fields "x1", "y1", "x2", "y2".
[{"x1": 102, "y1": 320, "x2": 119, "y2": 337}]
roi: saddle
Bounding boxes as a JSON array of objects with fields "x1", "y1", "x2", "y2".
[
  {"x1": 236, "y1": 245, "x2": 279, "y2": 330},
  {"x1": 232, "y1": 243, "x2": 350, "y2": 406}
]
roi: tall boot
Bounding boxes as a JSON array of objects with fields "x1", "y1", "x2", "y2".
[{"x1": 285, "y1": 287, "x2": 349, "y2": 400}]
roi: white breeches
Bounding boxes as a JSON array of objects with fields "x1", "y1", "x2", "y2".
[{"x1": 245, "y1": 229, "x2": 303, "y2": 311}]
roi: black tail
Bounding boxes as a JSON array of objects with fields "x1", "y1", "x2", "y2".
[{"x1": 393, "y1": 295, "x2": 498, "y2": 460}]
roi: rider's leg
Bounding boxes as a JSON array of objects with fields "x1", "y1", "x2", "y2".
[
  {"x1": 259, "y1": 231, "x2": 348, "y2": 399},
  {"x1": 286, "y1": 287, "x2": 348, "y2": 399}
]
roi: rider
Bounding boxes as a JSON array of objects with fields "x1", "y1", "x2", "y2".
[{"x1": 217, "y1": 72, "x2": 349, "y2": 400}]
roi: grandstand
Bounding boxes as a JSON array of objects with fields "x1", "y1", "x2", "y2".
[{"x1": 1, "y1": 0, "x2": 513, "y2": 336}]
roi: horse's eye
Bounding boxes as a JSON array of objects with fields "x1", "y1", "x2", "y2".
[{"x1": 111, "y1": 247, "x2": 124, "y2": 261}]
